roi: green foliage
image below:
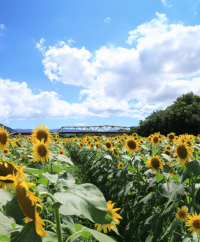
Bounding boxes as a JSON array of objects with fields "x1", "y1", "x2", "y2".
[{"x1": 133, "y1": 92, "x2": 200, "y2": 137}]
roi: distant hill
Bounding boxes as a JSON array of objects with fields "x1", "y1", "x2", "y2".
[
  {"x1": 15, "y1": 128, "x2": 61, "y2": 133},
  {"x1": 0, "y1": 124, "x2": 16, "y2": 133}
]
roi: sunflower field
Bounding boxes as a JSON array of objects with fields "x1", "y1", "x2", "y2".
[{"x1": 1, "y1": 124, "x2": 200, "y2": 242}]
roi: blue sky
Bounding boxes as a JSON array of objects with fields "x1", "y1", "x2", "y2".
[{"x1": 0, "y1": 0, "x2": 200, "y2": 130}]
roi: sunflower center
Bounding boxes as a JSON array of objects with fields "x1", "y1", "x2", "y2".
[
  {"x1": 59, "y1": 151, "x2": 64, "y2": 154},
  {"x1": 16, "y1": 141, "x2": 21, "y2": 147},
  {"x1": 16, "y1": 184, "x2": 35, "y2": 220},
  {"x1": 0, "y1": 162, "x2": 17, "y2": 183},
  {"x1": 114, "y1": 149, "x2": 118, "y2": 155},
  {"x1": 177, "y1": 145, "x2": 187, "y2": 159},
  {"x1": 169, "y1": 134, "x2": 174, "y2": 140},
  {"x1": 0, "y1": 132, "x2": 7, "y2": 145},
  {"x1": 106, "y1": 142, "x2": 111, "y2": 149},
  {"x1": 153, "y1": 137, "x2": 159, "y2": 143},
  {"x1": 36, "y1": 130, "x2": 48, "y2": 143},
  {"x1": 37, "y1": 145, "x2": 47, "y2": 157},
  {"x1": 127, "y1": 140, "x2": 136, "y2": 150},
  {"x1": 4, "y1": 149, "x2": 8, "y2": 154},
  {"x1": 151, "y1": 158, "x2": 160, "y2": 169},
  {"x1": 164, "y1": 150, "x2": 171, "y2": 156},
  {"x1": 179, "y1": 211, "x2": 186, "y2": 218},
  {"x1": 193, "y1": 220, "x2": 200, "y2": 229}
]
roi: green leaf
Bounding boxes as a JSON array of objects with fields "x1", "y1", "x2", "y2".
[
  {"x1": 0, "y1": 212, "x2": 15, "y2": 235},
  {"x1": 54, "y1": 183, "x2": 114, "y2": 224},
  {"x1": 56, "y1": 155, "x2": 74, "y2": 166},
  {"x1": 81, "y1": 226, "x2": 119, "y2": 242},
  {"x1": 24, "y1": 168, "x2": 43, "y2": 175},
  {"x1": 42, "y1": 172, "x2": 58, "y2": 184},
  {"x1": 58, "y1": 172, "x2": 75, "y2": 188},
  {"x1": 37, "y1": 178, "x2": 48, "y2": 186},
  {"x1": 94, "y1": 153, "x2": 102, "y2": 160},
  {"x1": 10, "y1": 221, "x2": 42, "y2": 242},
  {"x1": 0, "y1": 190, "x2": 25, "y2": 223},
  {"x1": 74, "y1": 224, "x2": 82, "y2": 232},
  {"x1": 52, "y1": 164, "x2": 63, "y2": 174},
  {"x1": 81, "y1": 231, "x2": 92, "y2": 239},
  {"x1": 158, "y1": 180, "x2": 178, "y2": 198},
  {"x1": 186, "y1": 160, "x2": 200, "y2": 177},
  {"x1": 156, "y1": 172, "x2": 164, "y2": 183},
  {"x1": 11, "y1": 223, "x2": 15, "y2": 229},
  {"x1": 170, "y1": 220, "x2": 180, "y2": 235},
  {"x1": 51, "y1": 202, "x2": 62, "y2": 209},
  {"x1": 0, "y1": 235, "x2": 11, "y2": 242},
  {"x1": 42, "y1": 231, "x2": 58, "y2": 242},
  {"x1": 171, "y1": 174, "x2": 180, "y2": 183},
  {"x1": 152, "y1": 149, "x2": 158, "y2": 156}
]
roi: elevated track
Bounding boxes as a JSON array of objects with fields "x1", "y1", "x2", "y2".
[{"x1": 11, "y1": 125, "x2": 136, "y2": 136}]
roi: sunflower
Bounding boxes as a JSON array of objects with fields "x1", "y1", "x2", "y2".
[
  {"x1": 173, "y1": 141, "x2": 193, "y2": 166},
  {"x1": 31, "y1": 139, "x2": 50, "y2": 164},
  {"x1": 146, "y1": 155, "x2": 163, "y2": 175},
  {"x1": 59, "y1": 149, "x2": 65, "y2": 155},
  {"x1": 15, "y1": 140, "x2": 23, "y2": 148},
  {"x1": 117, "y1": 162, "x2": 124, "y2": 169},
  {"x1": 175, "y1": 206, "x2": 190, "y2": 222},
  {"x1": 3, "y1": 147, "x2": 10, "y2": 155},
  {"x1": 186, "y1": 212, "x2": 200, "y2": 237},
  {"x1": 62, "y1": 142, "x2": 66, "y2": 146},
  {"x1": 95, "y1": 142, "x2": 100, "y2": 150},
  {"x1": 56, "y1": 141, "x2": 60, "y2": 145},
  {"x1": 165, "y1": 145, "x2": 172, "y2": 151},
  {"x1": 112, "y1": 148, "x2": 119, "y2": 158},
  {"x1": 94, "y1": 200, "x2": 122, "y2": 233},
  {"x1": 125, "y1": 138, "x2": 140, "y2": 154},
  {"x1": 150, "y1": 134, "x2": 162, "y2": 146},
  {"x1": 104, "y1": 141, "x2": 113, "y2": 151},
  {"x1": 0, "y1": 126, "x2": 9, "y2": 151},
  {"x1": 14, "y1": 178, "x2": 49, "y2": 238},
  {"x1": 78, "y1": 142, "x2": 84, "y2": 149},
  {"x1": 0, "y1": 158, "x2": 27, "y2": 190},
  {"x1": 166, "y1": 132, "x2": 176, "y2": 143},
  {"x1": 163, "y1": 149, "x2": 172, "y2": 157},
  {"x1": 117, "y1": 140, "x2": 122, "y2": 147},
  {"x1": 31, "y1": 124, "x2": 51, "y2": 146},
  {"x1": 18, "y1": 133, "x2": 21, "y2": 137},
  {"x1": 108, "y1": 177, "x2": 112, "y2": 182}
]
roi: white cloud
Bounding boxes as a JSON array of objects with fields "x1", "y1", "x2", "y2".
[
  {"x1": 68, "y1": 39, "x2": 75, "y2": 45},
  {"x1": 34, "y1": 12, "x2": 200, "y2": 120},
  {"x1": 3, "y1": 12, "x2": 200, "y2": 121},
  {"x1": 0, "y1": 24, "x2": 5, "y2": 36},
  {"x1": 161, "y1": 0, "x2": 172, "y2": 8},
  {"x1": 35, "y1": 38, "x2": 46, "y2": 53},
  {"x1": 104, "y1": 17, "x2": 111, "y2": 23},
  {"x1": 194, "y1": 11, "x2": 197, "y2": 15},
  {"x1": 75, "y1": 123, "x2": 86, "y2": 126}
]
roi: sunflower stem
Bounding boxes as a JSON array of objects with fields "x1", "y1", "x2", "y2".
[
  {"x1": 4, "y1": 229, "x2": 21, "y2": 235},
  {"x1": 65, "y1": 230, "x2": 85, "y2": 242},
  {"x1": 40, "y1": 192, "x2": 63, "y2": 242},
  {"x1": 9, "y1": 140, "x2": 18, "y2": 157},
  {"x1": 43, "y1": 219, "x2": 57, "y2": 230},
  {"x1": 191, "y1": 172, "x2": 195, "y2": 203},
  {"x1": 137, "y1": 163, "x2": 140, "y2": 199}
]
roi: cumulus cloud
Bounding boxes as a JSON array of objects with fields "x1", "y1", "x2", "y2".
[
  {"x1": 161, "y1": 0, "x2": 172, "y2": 8},
  {"x1": 75, "y1": 123, "x2": 86, "y2": 126},
  {"x1": 104, "y1": 17, "x2": 111, "y2": 23},
  {"x1": 3, "y1": 12, "x2": 200, "y2": 122}
]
